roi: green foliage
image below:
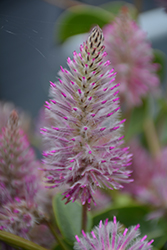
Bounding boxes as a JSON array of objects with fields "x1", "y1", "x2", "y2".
[
  {"x1": 56, "y1": 1, "x2": 138, "y2": 43},
  {"x1": 52, "y1": 193, "x2": 92, "y2": 244},
  {"x1": 56, "y1": 5, "x2": 112, "y2": 43},
  {"x1": 155, "y1": 98, "x2": 167, "y2": 146},
  {"x1": 153, "y1": 49, "x2": 167, "y2": 83},
  {"x1": 125, "y1": 99, "x2": 149, "y2": 141}
]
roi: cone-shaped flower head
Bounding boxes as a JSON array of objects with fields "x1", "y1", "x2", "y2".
[
  {"x1": 41, "y1": 26, "x2": 132, "y2": 209},
  {"x1": 0, "y1": 111, "x2": 49, "y2": 241},
  {"x1": 0, "y1": 110, "x2": 38, "y2": 200},
  {"x1": 75, "y1": 217, "x2": 154, "y2": 250},
  {"x1": 103, "y1": 11, "x2": 159, "y2": 107}
]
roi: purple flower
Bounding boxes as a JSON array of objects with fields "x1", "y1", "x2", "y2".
[
  {"x1": 75, "y1": 216, "x2": 154, "y2": 250},
  {"x1": 0, "y1": 101, "x2": 31, "y2": 132},
  {"x1": 41, "y1": 26, "x2": 132, "y2": 209},
  {"x1": 103, "y1": 12, "x2": 159, "y2": 107},
  {"x1": 0, "y1": 111, "x2": 49, "y2": 241},
  {"x1": 0, "y1": 196, "x2": 45, "y2": 239},
  {"x1": 0, "y1": 110, "x2": 39, "y2": 199}
]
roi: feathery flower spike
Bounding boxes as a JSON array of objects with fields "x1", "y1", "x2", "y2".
[
  {"x1": 0, "y1": 111, "x2": 48, "y2": 241},
  {"x1": 103, "y1": 11, "x2": 159, "y2": 107},
  {"x1": 74, "y1": 216, "x2": 154, "y2": 250},
  {"x1": 41, "y1": 26, "x2": 132, "y2": 209},
  {"x1": 0, "y1": 110, "x2": 38, "y2": 199}
]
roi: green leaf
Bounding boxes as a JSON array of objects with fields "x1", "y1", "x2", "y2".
[
  {"x1": 100, "y1": 1, "x2": 138, "y2": 20},
  {"x1": 0, "y1": 231, "x2": 48, "y2": 250},
  {"x1": 53, "y1": 240, "x2": 73, "y2": 250},
  {"x1": 56, "y1": 5, "x2": 113, "y2": 43},
  {"x1": 52, "y1": 193, "x2": 92, "y2": 244},
  {"x1": 153, "y1": 49, "x2": 167, "y2": 83}
]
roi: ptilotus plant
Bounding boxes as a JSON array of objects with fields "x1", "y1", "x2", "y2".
[
  {"x1": 103, "y1": 11, "x2": 159, "y2": 107},
  {"x1": 41, "y1": 26, "x2": 132, "y2": 209},
  {"x1": 0, "y1": 110, "x2": 38, "y2": 200},
  {"x1": 75, "y1": 217, "x2": 154, "y2": 250},
  {"x1": 0, "y1": 111, "x2": 47, "y2": 240}
]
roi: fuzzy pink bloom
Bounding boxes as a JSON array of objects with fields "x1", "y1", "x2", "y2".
[
  {"x1": 75, "y1": 217, "x2": 154, "y2": 250},
  {"x1": 0, "y1": 101, "x2": 31, "y2": 133},
  {"x1": 103, "y1": 12, "x2": 159, "y2": 107},
  {"x1": 0, "y1": 110, "x2": 39, "y2": 199},
  {"x1": 41, "y1": 26, "x2": 132, "y2": 209},
  {"x1": 0, "y1": 111, "x2": 49, "y2": 243}
]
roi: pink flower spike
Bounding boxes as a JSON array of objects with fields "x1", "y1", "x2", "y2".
[
  {"x1": 74, "y1": 217, "x2": 154, "y2": 250},
  {"x1": 103, "y1": 12, "x2": 159, "y2": 107},
  {"x1": 41, "y1": 25, "x2": 132, "y2": 207}
]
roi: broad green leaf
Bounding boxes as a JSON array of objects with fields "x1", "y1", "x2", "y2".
[
  {"x1": 56, "y1": 5, "x2": 113, "y2": 43},
  {"x1": 153, "y1": 49, "x2": 167, "y2": 83},
  {"x1": 52, "y1": 193, "x2": 92, "y2": 244},
  {"x1": 100, "y1": 1, "x2": 138, "y2": 20},
  {"x1": 0, "y1": 231, "x2": 48, "y2": 250}
]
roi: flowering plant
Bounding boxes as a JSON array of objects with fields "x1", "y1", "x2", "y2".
[{"x1": 0, "y1": 1, "x2": 167, "y2": 250}]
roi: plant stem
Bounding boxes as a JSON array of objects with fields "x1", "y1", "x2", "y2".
[
  {"x1": 143, "y1": 118, "x2": 161, "y2": 159},
  {"x1": 0, "y1": 231, "x2": 48, "y2": 250},
  {"x1": 81, "y1": 202, "x2": 87, "y2": 232},
  {"x1": 46, "y1": 221, "x2": 68, "y2": 250}
]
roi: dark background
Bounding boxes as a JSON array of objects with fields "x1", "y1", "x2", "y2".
[{"x1": 0, "y1": 0, "x2": 166, "y2": 118}]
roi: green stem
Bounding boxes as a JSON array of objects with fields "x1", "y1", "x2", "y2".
[
  {"x1": 81, "y1": 202, "x2": 87, "y2": 232},
  {"x1": 0, "y1": 231, "x2": 48, "y2": 250},
  {"x1": 143, "y1": 118, "x2": 161, "y2": 159},
  {"x1": 46, "y1": 221, "x2": 68, "y2": 250}
]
